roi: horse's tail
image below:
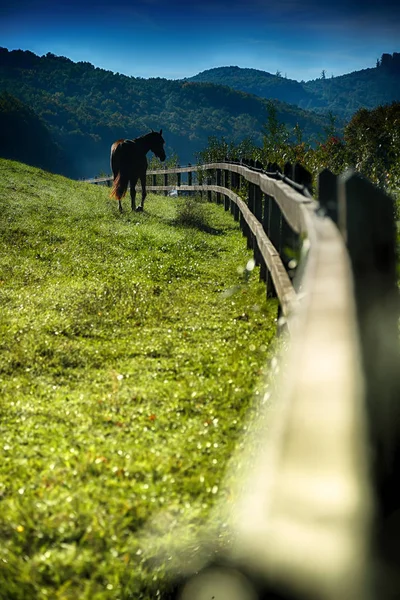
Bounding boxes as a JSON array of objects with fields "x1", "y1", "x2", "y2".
[
  {"x1": 110, "y1": 171, "x2": 129, "y2": 200},
  {"x1": 110, "y1": 139, "x2": 129, "y2": 200}
]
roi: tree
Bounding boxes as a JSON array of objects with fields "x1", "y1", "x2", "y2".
[
  {"x1": 322, "y1": 111, "x2": 339, "y2": 140},
  {"x1": 344, "y1": 102, "x2": 400, "y2": 190},
  {"x1": 262, "y1": 100, "x2": 289, "y2": 162}
]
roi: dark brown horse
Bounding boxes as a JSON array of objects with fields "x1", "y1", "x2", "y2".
[{"x1": 110, "y1": 130, "x2": 166, "y2": 212}]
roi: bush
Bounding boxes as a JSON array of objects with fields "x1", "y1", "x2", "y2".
[{"x1": 174, "y1": 196, "x2": 210, "y2": 230}]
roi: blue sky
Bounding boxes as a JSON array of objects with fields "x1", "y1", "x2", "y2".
[{"x1": 1, "y1": 0, "x2": 399, "y2": 81}]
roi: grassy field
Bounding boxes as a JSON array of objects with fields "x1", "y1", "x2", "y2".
[{"x1": 0, "y1": 159, "x2": 278, "y2": 599}]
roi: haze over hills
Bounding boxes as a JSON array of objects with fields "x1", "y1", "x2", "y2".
[
  {"x1": 0, "y1": 92, "x2": 66, "y2": 174},
  {"x1": 0, "y1": 48, "x2": 399, "y2": 177}
]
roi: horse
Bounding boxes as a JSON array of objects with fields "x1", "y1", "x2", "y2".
[{"x1": 110, "y1": 130, "x2": 166, "y2": 212}]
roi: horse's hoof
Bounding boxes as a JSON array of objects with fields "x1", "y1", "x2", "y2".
[{"x1": 136, "y1": 206, "x2": 143, "y2": 213}]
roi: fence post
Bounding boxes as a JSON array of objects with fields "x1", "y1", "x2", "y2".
[
  {"x1": 187, "y1": 166, "x2": 192, "y2": 197},
  {"x1": 216, "y1": 169, "x2": 222, "y2": 204},
  {"x1": 245, "y1": 189, "x2": 254, "y2": 251},
  {"x1": 280, "y1": 215, "x2": 295, "y2": 273},
  {"x1": 231, "y1": 171, "x2": 239, "y2": 218},
  {"x1": 284, "y1": 162, "x2": 293, "y2": 179},
  {"x1": 282, "y1": 163, "x2": 312, "y2": 281},
  {"x1": 248, "y1": 182, "x2": 255, "y2": 215},
  {"x1": 164, "y1": 171, "x2": 168, "y2": 197},
  {"x1": 230, "y1": 171, "x2": 236, "y2": 216},
  {"x1": 262, "y1": 194, "x2": 278, "y2": 298},
  {"x1": 254, "y1": 184, "x2": 262, "y2": 222},
  {"x1": 254, "y1": 184, "x2": 263, "y2": 270},
  {"x1": 247, "y1": 183, "x2": 256, "y2": 262},
  {"x1": 223, "y1": 170, "x2": 230, "y2": 211},
  {"x1": 339, "y1": 169, "x2": 400, "y2": 517},
  {"x1": 232, "y1": 170, "x2": 238, "y2": 191},
  {"x1": 268, "y1": 195, "x2": 282, "y2": 297},
  {"x1": 318, "y1": 168, "x2": 338, "y2": 224},
  {"x1": 294, "y1": 162, "x2": 313, "y2": 194},
  {"x1": 230, "y1": 196, "x2": 236, "y2": 217},
  {"x1": 233, "y1": 196, "x2": 239, "y2": 222},
  {"x1": 239, "y1": 210, "x2": 248, "y2": 241}
]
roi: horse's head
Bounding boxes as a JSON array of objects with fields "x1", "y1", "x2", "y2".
[{"x1": 150, "y1": 129, "x2": 166, "y2": 162}]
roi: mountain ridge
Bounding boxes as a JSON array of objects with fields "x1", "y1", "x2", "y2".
[
  {"x1": 0, "y1": 47, "x2": 333, "y2": 177},
  {"x1": 188, "y1": 56, "x2": 400, "y2": 119},
  {"x1": 0, "y1": 48, "x2": 398, "y2": 177}
]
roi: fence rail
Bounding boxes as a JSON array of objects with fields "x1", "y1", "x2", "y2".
[{"x1": 86, "y1": 161, "x2": 400, "y2": 599}]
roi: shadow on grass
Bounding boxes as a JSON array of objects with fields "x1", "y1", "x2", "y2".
[
  {"x1": 111, "y1": 196, "x2": 227, "y2": 235},
  {"x1": 172, "y1": 197, "x2": 225, "y2": 236}
]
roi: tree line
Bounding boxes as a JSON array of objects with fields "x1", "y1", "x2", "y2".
[{"x1": 196, "y1": 101, "x2": 400, "y2": 202}]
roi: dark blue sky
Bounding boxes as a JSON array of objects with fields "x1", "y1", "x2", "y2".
[{"x1": 1, "y1": 0, "x2": 399, "y2": 80}]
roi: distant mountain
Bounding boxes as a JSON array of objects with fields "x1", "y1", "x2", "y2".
[
  {"x1": 189, "y1": 54, "x2": 400, "y2": 120},
  {"x1": 303, "y1": 54, "x2": 400, "y2": 118},
  {"x1": 188, "y1": 66, "x2": 315, "y2": 107},
  {"x1": 0, "y1": 48, "x2": 332, "y2": 178}
]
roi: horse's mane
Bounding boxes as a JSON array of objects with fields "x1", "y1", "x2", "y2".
[
  {"x1": 137, "y1": 131, "x2": 160, "y2": 141},
  {"x1": 133, "y1": 133, "x2": 149, "y2": 141},
  {"x1": 111, "y1": 132, "x2": 154, "y2": 149}
]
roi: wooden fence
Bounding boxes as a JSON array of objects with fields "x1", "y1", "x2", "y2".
[{"x1": 87, "y1": 162, "x2": 400, "y2": 599}]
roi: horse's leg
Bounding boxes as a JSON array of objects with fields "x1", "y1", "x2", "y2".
[
  {"x1": 113, "y1": 174, "x2": 123, "y2": 213},
  {"x1": 137, "y1": 172, "x2": 147, "y2": 212},
  {"x1": 116, "y1": 177, "x2": 124, "y2": 213},
  {"x1": 130, "y1": 175, "x2": 138, "y2": 211},
  {"x1": 111, "y1": 152, "x2": 124, "y2": 213}
]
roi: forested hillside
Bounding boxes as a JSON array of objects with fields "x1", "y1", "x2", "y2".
[
  {"x1": 189, "y1": 66, "x2": 315, "y2": 107},
  {"x1": 190, "y1": 53, "x2": 400, "y2": 120},
  {"x1": 304, "y1": 53, "x2": 400, "y2": 119},
  {"x1": 0, "y1": 48, "x2": 331, "y2": 178},
  {"x1": 0, "y1": 92, "x2": 67, "y2": 174}
]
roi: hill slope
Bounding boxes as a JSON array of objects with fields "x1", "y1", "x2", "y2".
[
  {"x1": 0, "y1": 48, "x2": 331, "y2": 178},
  {"x1": 0, "y1": 157, "x2": 277, "y2": 598}
]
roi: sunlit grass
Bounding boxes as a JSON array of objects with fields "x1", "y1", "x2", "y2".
[{"x1": 0, "y1": 159, "x2": 278, "y2": 599}]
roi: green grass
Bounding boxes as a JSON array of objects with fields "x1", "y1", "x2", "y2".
[{"x1": 0, "y1": 159, "x2": 278, "y2": 599}]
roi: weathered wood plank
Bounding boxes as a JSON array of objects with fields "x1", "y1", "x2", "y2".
[{"x1": 217, "y1": 211, "x2": 373, "y2": 600}]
